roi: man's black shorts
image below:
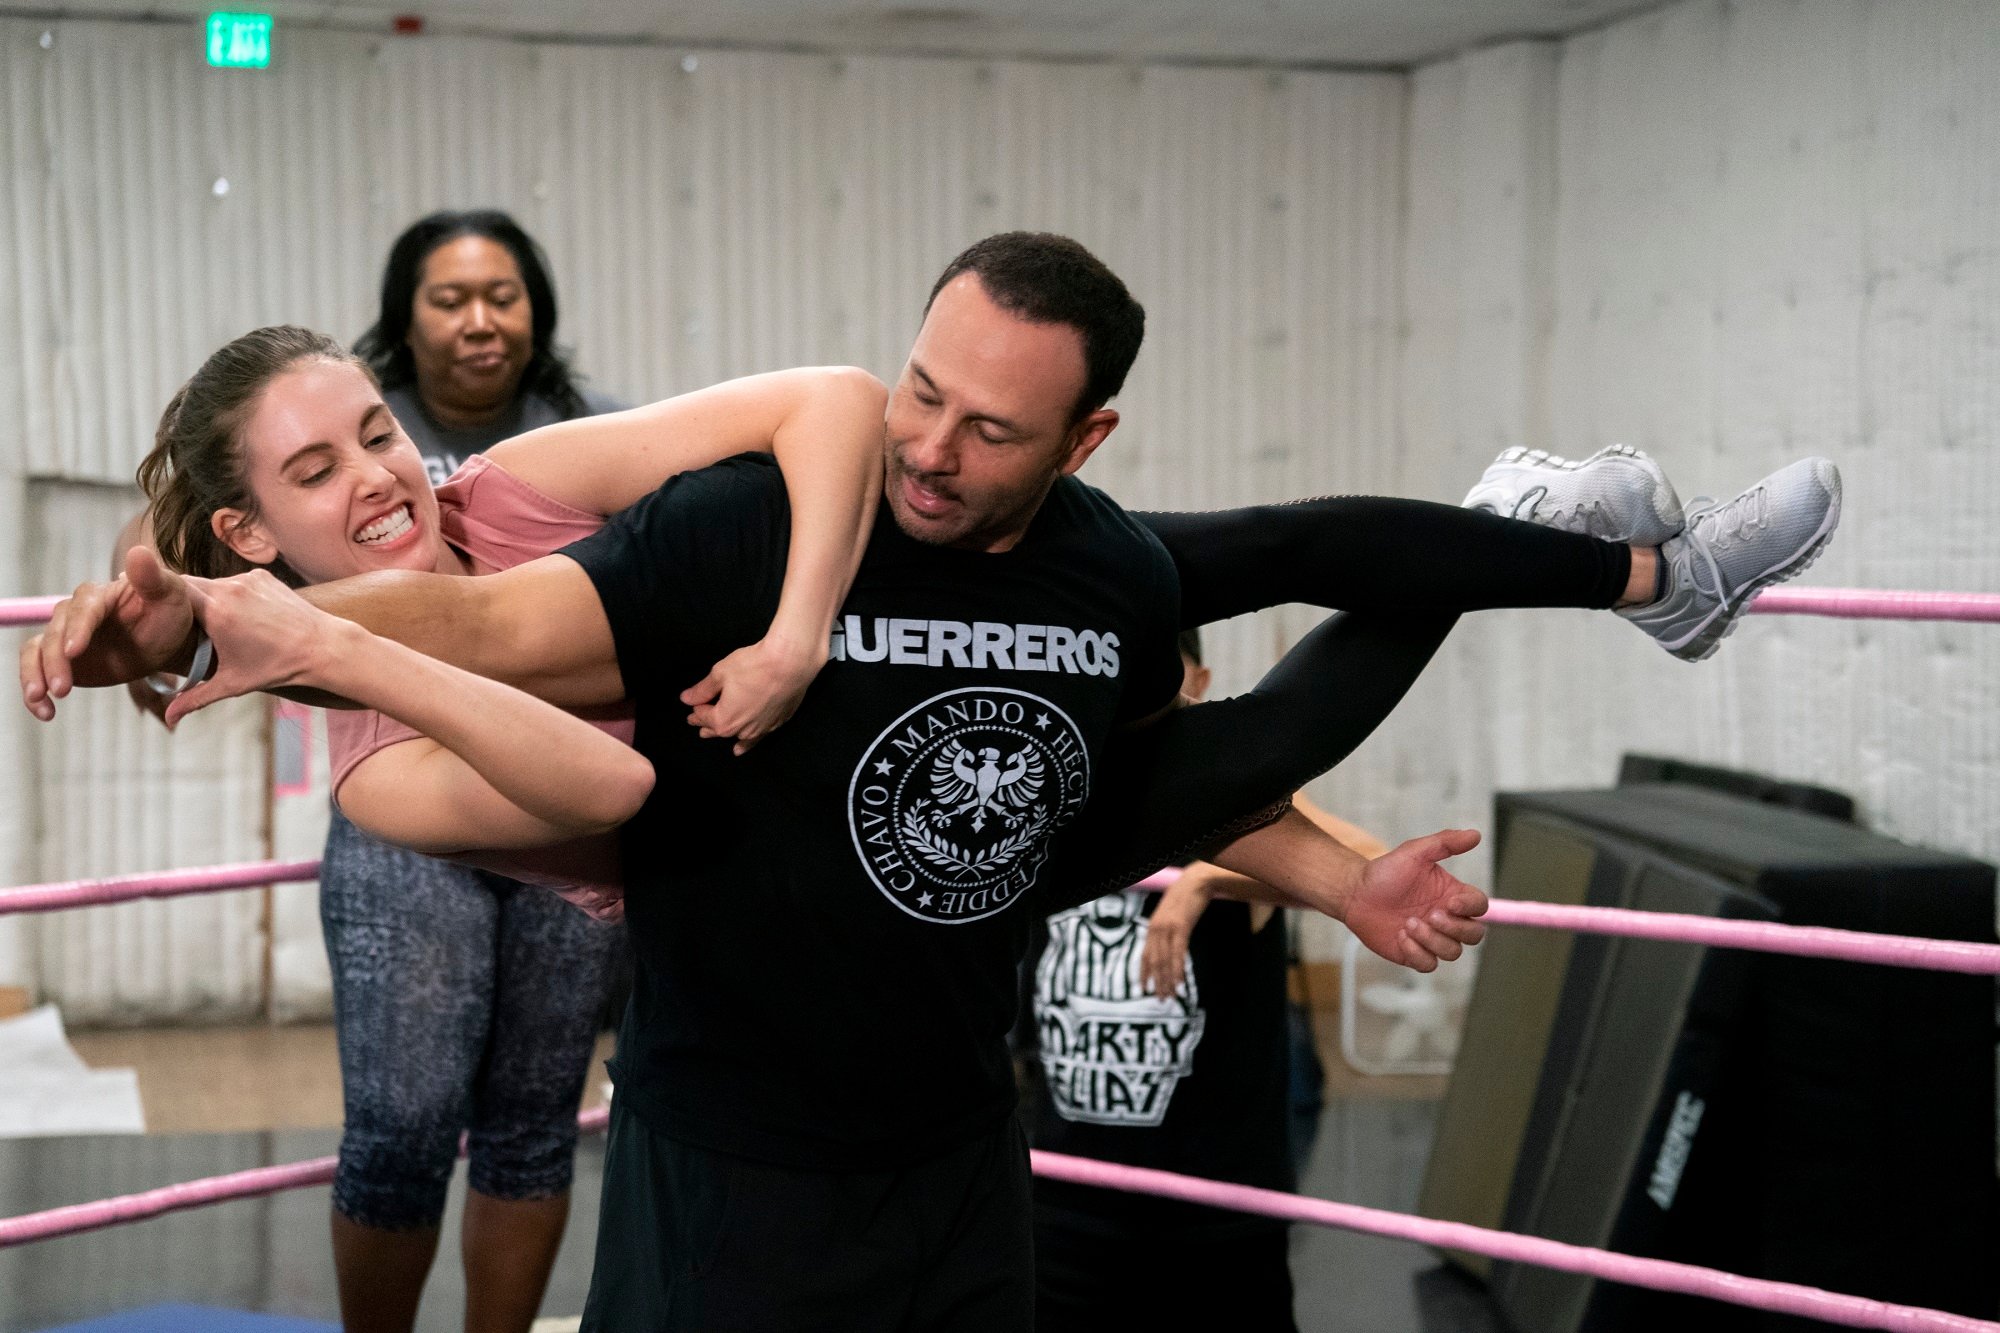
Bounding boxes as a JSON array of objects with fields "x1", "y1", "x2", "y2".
[
  {"x1": 581, "y1": 1101, "x2": 1034, "y2": 1332},
  {"x1": 1036, "y1": 1216, "x2": 1297, "y2": 1332}
]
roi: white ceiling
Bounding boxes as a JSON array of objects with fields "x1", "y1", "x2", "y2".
[{"x1": 1, "y1": 0, "x2": 1661, "y2": 67}]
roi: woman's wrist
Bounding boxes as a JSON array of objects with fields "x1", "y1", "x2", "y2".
[
  {"x1": 759, "y1": 615, "x2": 831, "y2": 669},
  {"x1": 1174, "y1": 864, "x2": 1222, "y2": 903}
]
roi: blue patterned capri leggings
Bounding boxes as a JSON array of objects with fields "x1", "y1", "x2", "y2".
[{"x1": 320, "y1": 807, "x2": 625, "y2": 1230}]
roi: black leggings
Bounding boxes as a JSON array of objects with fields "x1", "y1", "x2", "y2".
[
  {"x1": 1151, "y1": 495, "x2": 1630, "y2": 626},
  {"x1": 1045, "y1": 497, "x2": 1631, "y2": 903}
]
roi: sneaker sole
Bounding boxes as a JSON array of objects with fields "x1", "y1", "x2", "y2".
[
  {"x1": 1473, "y1": 445, "x2": 1683, "y2": 545},
  {"x1": 1664, "y1": 472, "x2": 1844, "y2": 662}
]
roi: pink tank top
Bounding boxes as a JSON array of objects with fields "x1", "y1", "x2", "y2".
[{"x1": 323, "y1": 455, "x2": 635, "y2": 913}]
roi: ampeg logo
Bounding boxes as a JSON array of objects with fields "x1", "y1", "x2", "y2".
[
  {"x1": 848, "y1": 687, "x2": 1090, "y2": 923},
  {"x1": 1647, "y1": 1089, "x2": 1706, "y2": 1210}
]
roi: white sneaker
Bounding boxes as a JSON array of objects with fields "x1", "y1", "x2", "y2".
[
  {"x1": 1618, "y1": 458, "x2": 1843, "y2": 661},
  {"x1": 1463, "y1": 445, "x2": 1685, "y2": 546}
]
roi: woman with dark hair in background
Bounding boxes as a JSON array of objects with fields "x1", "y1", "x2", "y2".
[{"x1": 354, "y1": 208, "x2": 624, "y2": 484}]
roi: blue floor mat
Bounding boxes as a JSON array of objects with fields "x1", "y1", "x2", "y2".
[{"x1": 38, "y1": 1307, "x2": 339, "y2": 1333}]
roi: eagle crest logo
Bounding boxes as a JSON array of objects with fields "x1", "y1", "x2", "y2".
[
  {"x1": 848, "y1": 687, "x2": 1091, "y2": 925},
  {"x1": 927, "y1": 741, "x2": 1046, "y2": 833}
]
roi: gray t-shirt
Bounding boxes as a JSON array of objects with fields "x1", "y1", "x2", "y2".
[{"x1": 385, "y1": 382, "x2": 626, "y2": 486}]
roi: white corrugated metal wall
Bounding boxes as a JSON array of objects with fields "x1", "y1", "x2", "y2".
[
  {"x1": 0, "y1": 18, "x2": 1405, "y2": 1017},
  {"x1": 1323, "y1": 0, "x2": 2000, "y2": 926},
  {"x1": 25, "y1": 481, "x2": 270, "y2": 1023}
]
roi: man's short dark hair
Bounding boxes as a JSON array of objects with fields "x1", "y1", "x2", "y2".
[
  {"x1": 926, "y1": 232, "x2": 1146, "y2": 423},
  {"x1": 1177, "y1": 628, "x2": 1203, "y2": 665}
]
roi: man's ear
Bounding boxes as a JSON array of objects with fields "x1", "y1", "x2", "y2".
[
  {"x1": 211, "y1": 508, "x2": 280, "y2": 567},
  {"x1": 1058, "y1": 408, "x2": 1119, "y2": 477}
]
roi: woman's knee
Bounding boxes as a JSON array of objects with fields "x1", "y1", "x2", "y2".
[
  {"x1": 334, "y1": 1116, "x2": 463, "y2": 1230},
  {"x1": 465, "y1": 1116, "x2": 582, "y2": 1202}
]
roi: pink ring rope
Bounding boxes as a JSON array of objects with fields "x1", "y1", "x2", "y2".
[
  {"x1": 0, "y1": 1107, "x2": 611, "y2": 1248},
  {"x1": 0, "y1": 595, "x2": 62, "y2": 628},
  {"x1": 0, "y1": 859, "x2": 322, "y2": 916},
  {"x1": 1032, "y1": 1153, "x2": 1999, "y2": 1332},
  {"x1": 1748, "y1": 586, "x2": 2000, "y2": 623},
  {"x1": 7, "y1": 860, "x2": 1994, "y2": 974},
  {"x1": 1133, "y1": 869, "x2": 2000, "y2": 974},
  {"x1": 1478, "y1": 897, "x2": 2000, "y2": 974},
  {"x1": 5, "y1": 587, "x2": 2000, "y2": 630},
  {"x1": 0, "y1": 1154, "x2": 341, "y2": 1247},
  {"x1": 2, "y1": 1128, "x2": 1987, "y2": 1330}
]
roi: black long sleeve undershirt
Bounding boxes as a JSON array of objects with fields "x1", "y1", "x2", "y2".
[
  {"x1": 1141, "y1": 494, "x2": 1629, "y2": 626},
  {"x1": 1040, "y1": 498, "x2": 1629, "y2": 909}
]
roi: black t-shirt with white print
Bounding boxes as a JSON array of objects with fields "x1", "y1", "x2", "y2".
[
  {"x1": 562, "y1": 453, "x2": 1183, "y2": 1170},
  {"x1": 1031, "y1": 892, "x2": 1294, "y2": 1239}
]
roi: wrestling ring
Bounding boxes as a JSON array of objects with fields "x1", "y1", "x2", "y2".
[{"x1": 3, "y1": 585, "x2": 1998, "y2": 1332}]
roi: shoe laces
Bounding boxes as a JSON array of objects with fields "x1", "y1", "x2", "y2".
[
  {"x1": 1689, "y1": 484, "x2": 1771, "y2": 546},
  {"x1": 1674, "y1": 486, "x2": 1769, "y2": 600}
]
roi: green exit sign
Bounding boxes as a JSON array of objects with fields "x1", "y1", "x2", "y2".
[{"x1": 205, "y1": 12, "x2": 272, "y2": 69}]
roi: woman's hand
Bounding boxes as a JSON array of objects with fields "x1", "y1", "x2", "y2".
[
  {"x1": 164, "y1": 570, "x2": 357, "y2": 726},
  {"x1": 1139, "y1": 869, "x2": 1218, "y2": 998},
  {"x1": 670, "y1": 366, "x2": 879, "y2": 757},
  {"x1": 681, "y1": 631, "x2": 828, "y2": 756}
]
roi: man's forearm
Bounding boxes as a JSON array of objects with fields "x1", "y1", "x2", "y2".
[
  {"x1": 1204, "y1": 806, "x2": 1365, "y2": 919},
  {"x1": 297, "y1": 562, "x2": 623, "y2": 708},
  {"x1": 301, "y1": 570, "x2": 493, "y2": 674}
]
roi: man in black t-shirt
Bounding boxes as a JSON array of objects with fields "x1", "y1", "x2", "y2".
[{"x1": 546, "y1": 236, "x2": 1484, "y2": 1330}]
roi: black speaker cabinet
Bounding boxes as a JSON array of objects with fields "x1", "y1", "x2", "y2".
[
  {"x1": 1616, "y1": 753, "x2": 1857, "y2": 824},
  {"x1": 1419, "y1": 783, "x2": 1998, "y2": 1332}
]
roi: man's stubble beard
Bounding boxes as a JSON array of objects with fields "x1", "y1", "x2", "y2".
[
  {"x1": 884, "y1": 444, "x2": 1056, "y2": 552},
  {"x1": 886, "y1": 469, "x2": 1061, "y2": 553}
]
